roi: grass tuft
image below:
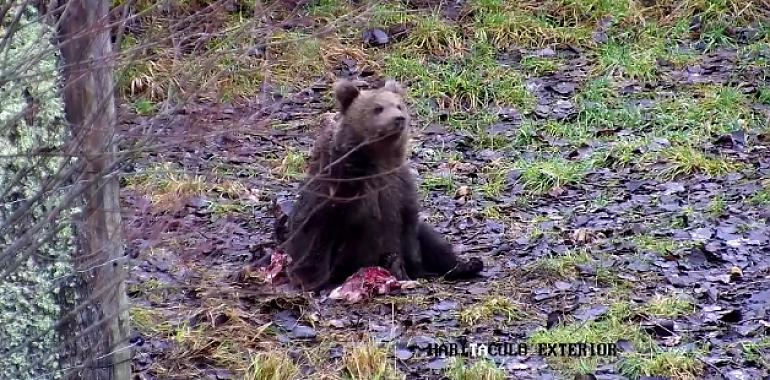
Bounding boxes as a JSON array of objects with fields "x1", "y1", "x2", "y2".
[
  {"x1": 655, "y1": 145, "x2": 741, "y2": 180},
  {"x1": 459, "y1": 296, "x2": 525, "y2": 326},
  {"x1": 406, "y1": 14, "x2": 465, "y2": 56},
  {"x1": 445, "y1": 357, "x2": 506, "y2": 380},
  {"x1": 633, "y1": 235, "x2": 693, "y2": 256},
  {"x1": 343, "y1": 338, "x2": 404, "y2": 380},
  {"x1": 245, "y1": 351, "x2": 300, "y2": 380},
  {"x1": 640, "y1": 293, "x2": 696, "y2": 318},
  {"x1": 619, "y1": 349, "x2": 703, "y2": 380},
  {"x1": 514, "y1": 157, "x2": 593, "y2": 194}
]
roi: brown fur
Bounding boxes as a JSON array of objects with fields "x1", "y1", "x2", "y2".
[{"x1": 281, "y1": 79, "x2": 483, "y2": 291}]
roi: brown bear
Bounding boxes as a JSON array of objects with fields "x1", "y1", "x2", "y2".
[{"x1": 279, "y1": 78, "x2": 483, "y2": 292}]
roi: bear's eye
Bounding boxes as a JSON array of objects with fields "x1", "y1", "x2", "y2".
[
  {"x1": 373, "y1": 106, "x2": 384, "y2": 114},
  {"x1": 397, "y1": 104, "x2": 404, "y2": 111}
]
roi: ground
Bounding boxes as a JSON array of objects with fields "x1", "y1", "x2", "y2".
[{"x1": 118, "y1": 1, "x2": 770, "y2": 379}]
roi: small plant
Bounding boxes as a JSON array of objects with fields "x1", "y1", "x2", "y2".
[
  {"x1": 421, "y1": 172, "x2": 458, "y2": 194},
  {"x1": 529, "y1": 302, "x2": 649, "y2": 376},
  {"x1": 601, "y1": 137, "x2": 649, "y2": 169},
  {"x1": 481, "y1": 205, "x2": 502, "y2": 219},
  {"x1": 633, "y1": 235, "x2": 692, "y2": 256},
  {"x1": 707, "y1": 194, "x2": 727, "y2": 216},
  {"x1": 640, "y1": 293, "x2": 695, "y2": 318},
  {"x1": 275, "y1": 148, "x2": 307, "y2": 180},
  {"x1": 459, "y1": 296, "x2": 524, "y2": 326},
  {"x1": 758, "y1": 86, "x2": 770, "y2": 105},
  {"x1": 343, "y1": 339, "x2": 404, "y2": 380},
  {"x1": 445, "y1": 357, "x2": 506, "y2": 380},
  {"x1": 656, "y1": 145, "x2": 740, "y2": 180},
  {"x1": 308, "y1": 0, "x2": 350, "y2": 20},
  {"x1": 245, "y1": 351, "x2": 300, "y2": 380},
  {"x1": 541, "y1": 120, "x2": 589, "y2": 144},
  {"x1": 133, "y1": 97, "x2": 157, "y2": 115},
  {"x1": 619, "y1": 349, "x2": 703, "y2": 380},
  {"x1": 474, "y1": 11, "x2": 591, "y2": 49},
  {"x1": 370, "y1": 2, "x2": 412, "y2": 26},
  {"x1": 748, "y1": 183, "x2": 770, "y2": 205},
  {"x1": 479, "y1": 160, "x2": 510, "y2": 198},
  {"x1": 597, "y1": 42, "x2": 660, "y2": 82},
  {"x1": 532, "y1": 249, "x2": 592, "y2": 279},
  {"x1": 406, "y1": 14, "x2": 465, "y2": 56},
  {"x1": 514, "y1": 157, "x2": 593, "y2": 194},
  {"x1": 520, "y1": 55, "x2": 561, "y2": 75},
  {"x1": 738, "y1": 338, "x2": 770, "y2": 369}
]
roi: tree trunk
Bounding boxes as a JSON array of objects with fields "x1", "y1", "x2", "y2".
[{"x1": 56, "y1": 1, "x2": 131, "y2": 379}]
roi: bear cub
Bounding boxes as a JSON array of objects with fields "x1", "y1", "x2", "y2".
[{"x1": 280, "y1": 78, "x2": 483, "y2": 291}]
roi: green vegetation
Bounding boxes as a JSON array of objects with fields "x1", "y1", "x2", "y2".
[
  {"x1": 459, "y1": 296, "x2": 526, "y2": 326},
  {"x1": 531, "y1": 301, "x2": 702, "y2": 378},
  {"x1": 633, "y1": 235, "x2": 693, "y2": 256},
  {"x1": 343, "y1": 339, "x2": 404, "y2": 380},
  {"x1": 530, "y1": 249, "x2": 620, "y2": 285},
  {"x1": 513, "y1": 157, "x2": 594, "y2": 194},
  {"x1": 445, "y1": 357, "x2": 506, "y2": 380}
]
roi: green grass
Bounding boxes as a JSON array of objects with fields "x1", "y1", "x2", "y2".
[
  {"x1": 738, "y1": 337, "x2": 770, "y2": 369},
  {"x1": 308, "y1": 0, "x2": 350, "y2": 20},
  {"x1": 133, "y1": 98, "x2": 157, "y2": 115},
  {"x1": 597, "y1": 42, "x2": 660, "y2": 82},
  {"x1": 528, "y1": 303, "x2": 642, "y2": 376},
  {"x1": 758, "y1": 86, "x2": 770, "y2": 105},
  {"x1": 474, "y1": 10, "x2": 592, "y2": 49},
  {"x1": 385, "y1": 48, "x2": 534, "y2": 112},
  {"x1": 540, "y1": 120, "x2": 591, "y2": 144},
  {"x1": 343, "y1": 339, "x2": 404, "y2": 380},
  {"x1": 600, "y1": 137, "x2": 650, "y2": 169},
  {"x1": 633, "y1": 235, "x2": 693, "y2": 256},
  {"x1": 370, "y1": 2, "x2": 413, "y2": 26},
  {"x1": 653, "y1": 86, "x2": 753, "y2": 137},
  {"x1": 478, "y1": 160, "x2": 509, "y2": 198},
  {"x1": 619, "y1": 349, "x2": 703, "y2": 380},
  {"x1": 421, "y1": 172, "x2": 459, "y2": 194},
  {"x1": 653, "y1": 145, "x2": 741, "y2": 180},
  {"x1": 245, "y1": 351, "x2": 300, "y2": 380},
  {"x1": 639, "y1": 293, "x2": 695, "y2": 318},
  {"x1": 406, "y1": 14, "x2": 465, "y2": 56},
  {"x1": 530, "y1": 301, "x2": 703, "y2": 378},
  {"x1": 274, "y1": 148, "x2": 307, "y2": 180},
  {"x1": 748, "y1": 182, "x2": 770, "y2": 205},
  {"x1": 707, "y1": 194, "x2": 727, "y2": 216},
  {"x1": 520, "y1": 55, "x2": 562, "y2": 75},
  {"x1": 550, "y1": 0, "x2": 636, "y2": 23},
  {"x1": 458, "y1": 296, "x2": 525, "y2": 326},
  {"x1": 513, "y1": 157, "x2": 594, "y2": 194},
  {"x1": 530, "y1": 249, "x2": 618, "y2": 284},
  {"x1": 445, "y1": 357, "x2": 506, "y2": 380}
]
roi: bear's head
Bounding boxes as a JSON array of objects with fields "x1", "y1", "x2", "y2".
[{"x1": 332, "y1": 79, "x2": 411, "y2": 155}]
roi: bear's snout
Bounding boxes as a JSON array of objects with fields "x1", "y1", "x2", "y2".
[{"x1": 393, "y1": 115, "x2": 406, "y2": 129}]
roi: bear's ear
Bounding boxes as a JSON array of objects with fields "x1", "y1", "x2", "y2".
[
  {"x1": 382, "y1": 79, "x2": 405, "y2": 96},
  {"x1": 333, "y1": 79, "x2": 360, "y2": 113}
]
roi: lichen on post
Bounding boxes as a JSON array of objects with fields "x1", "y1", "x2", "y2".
[{"x1": 0, "y1": 4, "x2": 76, "y2": 380}]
